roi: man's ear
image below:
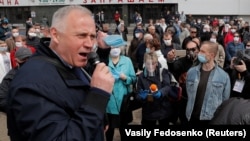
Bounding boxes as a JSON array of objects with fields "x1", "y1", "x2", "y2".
[{"x1": 50, "y1": 27, "x2": 60, "y2": 44}]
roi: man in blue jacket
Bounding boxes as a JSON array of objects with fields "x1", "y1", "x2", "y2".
[
  {"x1": 185, "y1": 41, "x2": 231, "y2": 125},
  {"x1": 7, "y1": 5, "x2": 114, "y2": 141}
]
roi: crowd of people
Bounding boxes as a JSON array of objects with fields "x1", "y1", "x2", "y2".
[{"x1": 0, "y1": 5, "x2": 250, "y2": 141}]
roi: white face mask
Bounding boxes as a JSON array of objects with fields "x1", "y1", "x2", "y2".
[
  {"x1": 164, "y1": 39, "x2": 172, "y2": 46},
  {"x1": 12, "y1": 32, "x2": 19, "y2": 37},
  {"x1": 234, "y1": 37, "x2": 239, "y2": 42},
  {"x1": 0, "y1": 47, "x2": 7, "y2": 52},
  {"x1": 35, "y1": 29, "x2": 40, "y2": 33},
  {"x1": 231, "y1": 29, "x2": 236, "y2": 33},
  {"x1": 15, "y1": 42, "x2": 23, "y2": 48},
  {"x1": 210, "y1": 38, "x2": 217, "y2": 43},
  {"x1": 28, "y1": 32, "x2": 37, "y2": 37},
  {"x1": 110, "y1": 48, "x2": 121, "y2": 57},
  {"x1": 135, "y1": 33, "x2": 140, "y2": 38}
]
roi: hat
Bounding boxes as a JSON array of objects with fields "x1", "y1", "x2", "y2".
[
  {"x1": 1, "y1": 19, "x2": 8, "y2": 24},
  {"x1": 15, "y1": 47, "x2": 32, "y2": 60},
  {"x1": 103, "y1": 35, "x2": 127, "y2": 47},
  {"x1": 135, "y1": 29, "x2": 144, "y2": 34}
]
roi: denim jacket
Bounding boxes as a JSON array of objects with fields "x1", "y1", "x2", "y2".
[{"x1": 185, "y1": 63, "x2": 231, "y2": 121}]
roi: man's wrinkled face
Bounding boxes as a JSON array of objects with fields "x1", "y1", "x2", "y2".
[{"x1": 51, "y1": 10, "x2": 96, "y2": 67}]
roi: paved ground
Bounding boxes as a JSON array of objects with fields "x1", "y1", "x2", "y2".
[{"x1": 0, "y1": 109, "x2": 142, "y2": 141}]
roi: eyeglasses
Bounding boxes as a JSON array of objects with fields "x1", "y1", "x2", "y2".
[{"x1": 186, "y1": 47, "x2": 197, "y2": 52}]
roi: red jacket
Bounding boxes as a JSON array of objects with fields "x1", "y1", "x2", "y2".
[{"x1": 114, "y1": 13, "x2": 120, "y2": 22}]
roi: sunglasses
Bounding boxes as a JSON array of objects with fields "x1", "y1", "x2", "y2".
[{"x1": 186, "y1": 47, "x2": 197, "y2": 52}]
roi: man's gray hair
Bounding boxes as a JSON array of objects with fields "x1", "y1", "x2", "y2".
[
  {"x1": 51, "y1": 5, "x2": 92, "y2": 32},
  {"x1": 143, "y1": 33, "x2": 153, "y2": 41}
]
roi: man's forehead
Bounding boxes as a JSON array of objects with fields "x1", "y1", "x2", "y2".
[{"x1": 187, "y1": 41, "x2": 197, "y2": 47}]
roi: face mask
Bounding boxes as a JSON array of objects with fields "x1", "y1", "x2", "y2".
[
  {"x1": 39, "y1": 33, "x2": 44, "y2": 38},
  {"x1": 231, "y1": 29, "x2": 236, "y2": 33},
  {"x1": 35, "y1": 29, "x2": 40, "y2": 33},
  {"x1": 28, "y1": 33, "x2": 37, "y2": 37},
  {"x1": 210, "y1": 38, "x2": 217, "y2": 43},
  {"x1": 164, "y1": 39, "x2": 172, "y2": 46},
  {"x1": 186, "y1": 50, "x2": 195, "y2": 60},
  {"x1": 135, "y1": 33, "x2": 140, "y2": 38},
  {"x1": 234, "y1": 37, "x2": 239, "y2": 42},
  {"x1": 213, "y1": 31, "x2": 218, "y2": 34},
  {"x1": 146, "y1": 48, "x2": 151, "y2": 53},
  {"x1": 0, "y1": 47, "x2": 7, "y2": 52},
  {"x1": 198, "y1": 54, "x2": 208, "y2": 63},
  {"x1": 246, "y1": 46, "x2": 250, "y2": 49},
  {"x1": 197, "y1": 20, "x2": 201, "y2": 24},
  {"x1": 3, "y1": 25, "x2": 8, "y2": 28},
  {"x1": 110, "y1": 48, "x2": 121, "y2": 57},
  {"x1": 12, "y1": 32, "x2": 19, "y2": 37},
  {"x1": 15, "y1": 42, "x2": 23, "y2": 48},
  {"x1": 92, "y1": 44, "x2": 97, "y2": 52}
]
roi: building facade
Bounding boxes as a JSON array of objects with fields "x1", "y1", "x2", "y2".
[{"x1": 0, "y1": 0, "x2": 250, "y2": 26}]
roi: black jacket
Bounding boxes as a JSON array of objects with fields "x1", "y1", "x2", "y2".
[
  {"x1": 7, "y1": 38, "x2": 110, "y2": 141},
  {"x1": 210, "y1": 97, "x2": 250, "y2": 125},
  {"x1": 0, "y1": 68, "x2": 18, "y2": 112},
  {"x1": 225, "y1": 68, "x2": 250, "y2": 99}
]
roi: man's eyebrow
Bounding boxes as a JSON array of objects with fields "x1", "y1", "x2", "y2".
[{"x1": 77, "y1": 32, "x2": 96, "y2": 38}]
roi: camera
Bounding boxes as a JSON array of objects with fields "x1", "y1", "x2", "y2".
[{"x1": 233, "y1": 50, "x2": 250, "y2": 65}]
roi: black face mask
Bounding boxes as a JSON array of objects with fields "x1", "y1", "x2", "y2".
[{"x1": 186, "y1": 50, "x2": 196, "y2": 60}]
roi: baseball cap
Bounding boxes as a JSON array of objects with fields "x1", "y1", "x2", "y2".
[
  {"x1": 1, "y1": 19, "x2": 8, "y2": 24},
  {"x1": 135, "y1": 29, "x2": 144, "y2": 34},
  {"x1": 103, "y1": 35, "x2": 127, "y2": 48},
  {"x1": 15, "y1": 47, "x2": 32, "y2": 60}
]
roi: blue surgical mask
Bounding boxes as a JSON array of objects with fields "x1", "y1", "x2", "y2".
[
  {"x1": 146, "y1": 48, "x2": 151, "y2": 53},
  {"x1": 0, "y1": 47, "x2": 8, "y2": 52},
  {"x1": 198, "y1": 54, "x2": 208, "y2": 63},
  {"x1": 110, "y1": 48, "x2": 121, "y2": 57}
]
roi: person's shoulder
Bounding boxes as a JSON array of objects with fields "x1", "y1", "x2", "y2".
[
  {"x1": 120, "y1": 55, "x2": 132, "y2": 61},
  {"x1": 188, "y1": 64, "x2": 200, "y2": 72},
  {"x1": 215, "y1": 65, "x2": 229, "y2": 75}
]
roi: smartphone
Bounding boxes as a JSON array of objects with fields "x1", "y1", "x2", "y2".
[{"x1": 175, "y1": 50, "x2": 186, "y2": 58}]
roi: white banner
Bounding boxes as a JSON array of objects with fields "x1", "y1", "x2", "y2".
[{"x1": 0, "y1": 0, "x2": 170, "y2": 6}]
